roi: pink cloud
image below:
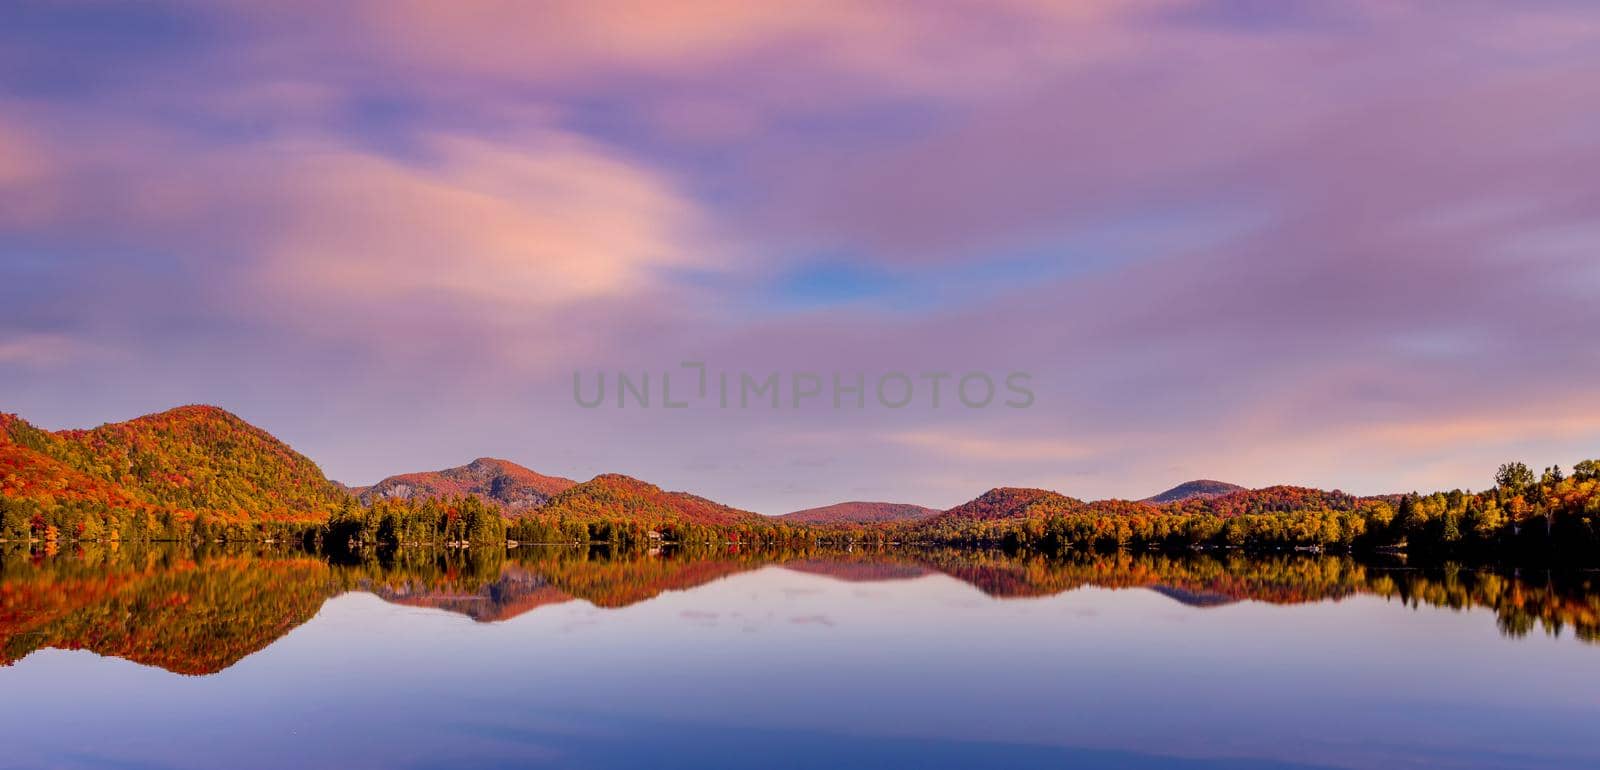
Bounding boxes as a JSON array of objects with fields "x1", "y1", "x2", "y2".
[
  {"x1": 322, "y1": 0, "x2": 1157, "y2": 92},
  {"x1": 0, "y1": 115, "x2": 58, "y2": 227},
  {"x1": 253, "y1": 133, "x2": 712, "y2": 315},
  {"x1": 0, "y1": 333, "x2": 88, "y2": 368},
  {"x1": 0, "y1": 102, "x2": 721, "y2": 370}
]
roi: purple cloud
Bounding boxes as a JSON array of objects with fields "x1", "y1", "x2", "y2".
[{"x1": 2, "y1": 1, "x2": 1598, "y2": 512}]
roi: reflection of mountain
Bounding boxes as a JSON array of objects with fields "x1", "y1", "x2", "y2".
[
  {"x1": 527, "y1": 551, "x2": 761, "y2": 607},
  {"x1": 370, "y1": 566, "x2": 575, "y2": 622},
  {"x1": 0, "y1": 544, "x2": 782, "y2": 674},
  {"x1": 1146, "y1": 586, "x2": 1242, "y2": 607},
  {"x1": 906, "y1": 549, "x2": 1369, "y2": 605},
  {"x1": 360, "y1": 550, "x2": 770, "y2": 619},
  {"x1": 3, "y1": 546, "x2": 1596, "y2": 676},
  {"x1": 783, "y1": 559, "x2": 931, "y2": 582},
  {"x1": 801, "y1": 550, "x2": 1600, "y2": 643},
  {"x1": 0, "y1": 553, "x2": 330, "y2": 675}
]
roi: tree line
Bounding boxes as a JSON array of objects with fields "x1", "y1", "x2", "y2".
[
  {"x1": 5, "y1": 455, "x2": 1598, "y2": 562},
  {"x1": 898, "y1": 460, "x2": 1600, "y2": 559}
]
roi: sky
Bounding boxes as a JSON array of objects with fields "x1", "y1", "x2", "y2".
[{"x1": 2, "y1": 0, "x2": 1598, "y2": 514}]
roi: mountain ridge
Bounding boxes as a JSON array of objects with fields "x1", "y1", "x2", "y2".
[
  {"x1": 934, "y1": 487, "x2": 1085, "y2": 522},
  {"x1": 780, "y1": 501, "x2": 940, "y2": 524},
  {"x1": 1143, "y1": 479, "x2": 1248, "y2": 504},
  {"x1": 10, "y1": 403, "x2": 1589, "y2": 554},
  {"x1": 536, "y1": 473, "x2": 770, "y2": 529},
  {"x1": 1, "y1": 405, "x2": 342, "y2": 532},
  {"x1": 358, "y1": 457, "x2": 576, "y2": 511}
]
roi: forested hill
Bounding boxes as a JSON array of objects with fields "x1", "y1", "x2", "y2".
[
  {"x1": 779, "y1": 501, "x2": 940, "y2": 524},
  {"x1": 356, "y1": 457, "x2": 576, "y2": 511},
  {"x1": 537, "y1": 473, "x2": 770, "y2": 528},
  {"x1": 1143, "y1": 480, "x2": 1246, "y2": 504},
  {"x1": 3, "y1": 404, "x2": 1597, "y2": 559},
  {"x1": 935, "y1": 487, "x2": 1085, "y2": 521},
  {"x1": 2, "y1": 405, "x2": 343, "y2": 539},
  {"x1": 912, "y1": 466, "x2": 1600, "y2": 558}
]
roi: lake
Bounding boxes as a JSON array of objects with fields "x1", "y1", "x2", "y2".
[{"x1": 2, "y1": 545, "x2": 1597, "y2": 770}]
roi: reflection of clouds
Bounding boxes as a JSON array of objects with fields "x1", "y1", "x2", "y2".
[
  {"x1": 790, "y1": 614, "x2": 836, "y2": 627},
  {"x1": 679, "y1": 609, "x2": 721, "y2": 627}
]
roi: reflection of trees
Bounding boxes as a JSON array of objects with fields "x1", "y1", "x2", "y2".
[
  {"x1": 782, "y1": 559, "x2": 931, "y2": 583},
  {"x1": 905, "y1": 549, "x2": 1372, "y2": 603},
  {"x1": 0, "y1": 544, "x2": 330, "y2": 675},
  {"x1": 332, "y1": 545, "x2": 782, "y2": 618},
  {"x1": 525, "y1": 554, "x2": 750, "y2": 607},
  {"x1": 2, "y1": 544, "x2": 1595, "y2": 677},
  {"x1": 763, "y1": 548, "x2": 1600, "y2": 642},
  {"x1": 898, "y1": 549, "x2": 1600, "y2": 643},
  {"x1": 0, "y1": 543, "x2": 792, "y2": 673}
]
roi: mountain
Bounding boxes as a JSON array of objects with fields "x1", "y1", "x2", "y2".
[
  {"x1": 1143, "y1": 480, "x2": 1247, "y2": 504},
  {"x1": 331, "y1": 480, "x2": 367, "y2": 496},
  {"x1": 358, "y1": 457, "x2": 576, "y2": 511},
  {"x1": 1, "y1": 419, "x2": 149, "y2": 518},
  {"x1": 1082, "y1": 498, "x2": 1161, "y2": 516},
  {"x1": 934, "y1": 487, "x2": 1084, "y2": 521},
  {"x1": 532, "y1": 552, "x2": 765, "y2": 607},
  {"x1": 779, "y1": 501, "x2": 940, "y2": 524},
  {"x1": 1164, "y1": 485, "x2": 1362, "y2": 516},
  {"x1": 1, "y1": 405, "x2": 344, "y2": 530},
  {"x1": 537, "y1": 473, "x2": 768, "y2": 528}
]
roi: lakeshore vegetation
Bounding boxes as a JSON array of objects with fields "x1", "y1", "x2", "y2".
[
  {"x1": 2, "y1": 405, "x2": 1597, "y2": 561},
  {"x1": 4, "y1": 543, "x2": 1597, "y2": 676}
]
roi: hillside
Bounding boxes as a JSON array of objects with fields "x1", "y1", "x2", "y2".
[
  {"x1": 1, "y1": 405, "x2": 345, "y2": 540},
  {"x1": 359, "y1": 457, "x2": 575, "y2": 511},
  {"x1": 934, "y1": 487, "x2": 1085, "y2": 521},
  {"x1": 1164, "y1": 485, "x2": 1362, "y2": 517},
  {"x1": 537, "y1": 473, "x2": 769, "y2": 528},
  {"x1": 779, "y1": 501, "x2": 940, "y2": 524},
  {"x1": 6, "y1": 403, "x2": 1590, "y2": 559},
  {"x1": 1144, "y1": 480, "x2": 1247, "y2": 504},
  {"x1": 1082, "y1": 498, "x2": 1161, "y2": 516},
  {"x1": 0, "y1": 422, "x2": 150, "y2": 518}
]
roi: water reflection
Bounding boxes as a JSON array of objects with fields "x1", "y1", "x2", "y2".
[{"x1": 2, "y1": 544, "x2": 1596, "y2": 676}]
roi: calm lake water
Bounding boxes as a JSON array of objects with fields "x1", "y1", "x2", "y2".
[{"x1": 2, "y1": 545, "x2": 1597, "y2": 770}]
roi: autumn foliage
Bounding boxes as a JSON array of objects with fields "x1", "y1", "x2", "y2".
[
  {"x1": 4, "y1": 544, "x2": 1595, "y2": 677},
  {"x1": 2, "y1": 405, "x2": 1597, "y2": 561},
  {"x1": 1, "y1": 407, "x2": 341, "y2": 542}
]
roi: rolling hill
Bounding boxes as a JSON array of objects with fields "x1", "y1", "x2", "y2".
[
  {"x1": 934, "y1": 487, "x2": 1085, "y2": 521},
  {"x1": 10, "y1": 401, "x2": 1557, "y2": 557},
  {"x1": 1, "y1": 405, "x2": 344, "y2": 531},
  {"x1": 357, "y1": 457, "x2": 575, "y2": 511},
  {"x1": 1163, "y1": 485, "x2": 1363, "y2": 516},
  {"x1": 536, "y1": 473, "x2": 770, "y2": 528},
  {"x1": 1143, "y1": 480, "x2": 1247, "y2": 504},
  {"x1": 779, "y1": 501, "x2": 940, "y2": 524}
]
